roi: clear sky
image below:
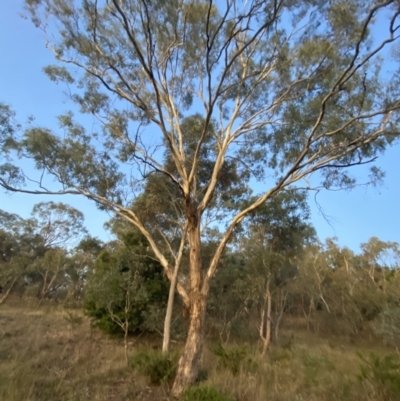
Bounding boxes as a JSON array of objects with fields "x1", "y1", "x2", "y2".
[{"x1": 1, "y1": 0, "x2": 399, "y2": 251}]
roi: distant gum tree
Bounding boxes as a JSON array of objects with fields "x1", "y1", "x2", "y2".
[{"x1": 1, "y1": 0, "x2": 400, "y2": 396}]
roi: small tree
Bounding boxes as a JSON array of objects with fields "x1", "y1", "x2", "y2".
[
  {"x1": 65, "y1": 236, "x2": 104, "y2": 305},
  {"x1": 1, "y1": 0, "x2": 400, "y2": 394},
  {"x1": 31, "y1": 248, "x2": 70, "y2": 302},
  {"x1": 240, "y1": 191, "x2": 315, "y2": 353},
  {"x1": 84, "y1": 231, "x2": 169, "y2": 339}
]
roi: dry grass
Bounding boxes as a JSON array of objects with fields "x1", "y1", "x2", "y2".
[
  {"x1": 1, "y1": 299, "x2": 399, "y2": 401},
  {"x1": 202, "y1": 329, "x2": 400, "y2": 401},
  {"x1": 0, "y1": 297, "x2": 167, "y2": 401}
]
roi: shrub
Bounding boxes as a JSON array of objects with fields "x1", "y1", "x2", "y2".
[
  {"x1": 130, "y1": 349, "x2": 178, "y2": 386},
  {"x1": 358, "y1": 352, "x2": 400, "y2": 399},
  {"x1": 84, "y1": 240, "x2": 168, "y2": 336},
  {"x1": 212, "y1": 342, "x2": 257, "y2": 376},
  {"x1": 301, "y1": 351, "x2": 335, "y2": 372},
  {"x1": 182, "y1": 385, "x2": 234, "y2": 401},
  {"x1": 268, "y1": 347, "x2": 292, "y2": 363},
  {"x1": 300, "y1": 350, "x2": 335, "y2": 386},
  {"x1": 373, "y1": 306, "x2": 400, "y2": 349}
]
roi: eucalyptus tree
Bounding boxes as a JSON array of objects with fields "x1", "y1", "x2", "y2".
[
  {"x1": 31, "y1": 201, "x2": 88, "y2": 249},
  {"x1": 0, "y1": 209, "x2": 41, "y2": 302},
  {"x1": 0, "y1": 228, "x2": 21, "y2": 304},
  {"x1": 292, "y1": 238, "x2": 400, "y2": 336},
  {"x1": 25, "y1": 202, "x2": 88, "y2": 300},
  {"x1": 65, "y1": 236, "x2": 104, "y2": 304},
  {"x1": 129, "y1": 114, "x2": 245, "y2": 352},
  {"x1": 0, "y1": 203, "x2": 87, "y2": 302},
  {"x1": 240, "y1": 191, "x2": 315, "y2": 354},
  {"x1": 1, "y1": 0, "x2": 400, "y2": 394}
]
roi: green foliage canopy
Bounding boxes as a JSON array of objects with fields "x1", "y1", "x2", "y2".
[{"x1": 84, "y1": 230, "x2": 169, "y2": 335}]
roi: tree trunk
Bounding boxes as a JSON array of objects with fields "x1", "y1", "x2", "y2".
[
  {"x1": 307, "y1": 297, "x2": 314, "y2": 332},
  {"x1": 124, "y1": 323, "x2": 129, "y2": 366},
  {"x1": 162, "y1": 263, "x2": 179, "y2": 353},
  {"x1": 274, "y1": 291, "x2": 287, "y2": 341},
  {"x1": 171, "y1": 211, "x2": 206, "y2": 398},
  {"x1": 261, "y1": 276, "x2": 272, "y2": 356},
  {"x1": 163, "y1": 223, "x2": 187, "y2": 353},
  {"x1": 0, "y1": 277, "x2": 17, "y2": 306},
  {"x1": 171, "y1": 292, "x2": 207, "y2": 397},
  {"x1": 259, "y1": 304, "x2": 266, "y2": 340},
  {"x1": 124, "y1": 290, "x2": 130, "y2": 366}
]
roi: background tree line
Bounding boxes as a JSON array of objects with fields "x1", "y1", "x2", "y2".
[{"x1": 2, "y1": 197, "x2": 400, "y2": 354}]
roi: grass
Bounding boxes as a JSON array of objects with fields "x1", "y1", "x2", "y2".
[
  {"x1": 1, "y1": 297, "x2": 399, "y2": 401},
  {"x1": 0, "y1": 297, "x2": 150, "y2": 401},
  {"x1": 203, "y1": 331, "x2": 400, "y2": 401}
]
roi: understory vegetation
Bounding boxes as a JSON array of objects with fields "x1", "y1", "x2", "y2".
[
  {"x1": 1, "y1": 298, "x2": 400, "y2": 401},
  {"x1": 1, "y1": 201, "x2": 400, "y2": 400}
]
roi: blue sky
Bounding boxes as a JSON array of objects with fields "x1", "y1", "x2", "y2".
[{"x1": 1, "y1": 0, "x2": 399, "y2": 251}]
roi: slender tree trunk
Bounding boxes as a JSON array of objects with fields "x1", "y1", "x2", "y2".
[
  {"x1": 0, "y1": 277, "x2": 17, "y2": 306},
  {"x1": 274, "y1": 291, "x2": 287, "y2": 341},
  {"x1": 259, "y1": 304, "x2": 266, "y2": 339},
  {"x1": 36, "y1": 270, "x2": 47, "y2": 299},
  {"x1": 307, "y1": 297, "x2": 314, "y2": 332},
  {"x1": 261, "y1": 276, "x2": 272, "y2": 356},
  {"x1": 171, "y1": 212, "x2": 207, "y2": 398},
  {"x1": 162, "y1": 264, "x2": 179, "y2": 353},
  {"x1": 124, "y1": 289, "x2": 130, "y2": 366},
  {"x1": 124, "y1": 323, "x2": 129, "y2": 366},
  {"x1": 301, "y1": 295, "x2": 306, "y2": 319},
  {"x1": 163, "y1": 223, "x2": 187, "y2": 353}
]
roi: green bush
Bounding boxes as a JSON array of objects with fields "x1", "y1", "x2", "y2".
[
  {"x1": 301, "y1": 351, "x2": 335, "y2": 371},
  {"x1": 268, "y1": 347, "x2": 292, "y2": 363},
  {"x1": 130, "y1": 349, "x2": 178, "y2": 386},
  {"x1": 300, "y1": 350, "x2": 335, "y2": 386},
  {"x1": 84, "y1": 235, "x2": 168, "y2": 335},
  {"x1": 373, "y1": 306, "x2": 400, "y2": 349},
  {"x1": 358, "y1": 352, "x2": 400, "y2": 399},
  {"x1": 212, "y1": 342, "x2": 256, "y2": 376},
  {"x1": 182, "y1": 385, "x2": 233, "y2": 401}
]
